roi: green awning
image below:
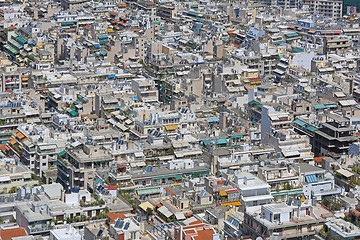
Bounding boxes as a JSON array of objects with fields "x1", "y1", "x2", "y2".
[
  {"x1": 136, "y1": 187, "x2": 160, "y2": 195},
  {"x1": 248, "y1": 100, "x2": 263, "y2": 108},
  {"x1": 193, "y1": 18, "x2": 204, "y2": 22},
  {"x1": 216, "y1": 138, "x2": 228, "y2": 145},
  {"x1": 325, "y1": 104, "x2": 337, "y2": 108},
  {"x1": 153, "y1": 175, "x2": 175, "y2": 180},
  {"x1": 273, "y1": 41, "x2": 285, "y2": 45},
  {"x1": 100, "y1": 50, "x2": 107, "y2": 56},
  {"x1": 175, "y1": 175, "x2": 182, "y2": 180},
  {"x1": 203, "y1": 139, "x2": 228, "y2": 146},
  {"x1": 231, "y1": 135, "x2": 243, "y2": 138},
  {"x1": 61, "y1": 22, "x2": 75, "y2": 26},
  {"x1": 69, "y1": 110, "x2": 78, "y2": 117},
  {"x1": 187, "y1": 11, "x2": 199, "y2": 16},
  {"x1": 192, "y1": 170, "x2": 210, "y2": 175},
  {"x1": 314, "y1": 105, "x2": 326, "y2": 110},
  {"x1": 294, "y1": 119, "x2": 306, "y2": 127},
  {"x1": 97, "y1": 35, "x2": 108, "y2": 39},
  {"x1": 99, "y1": 40, "x2": 110, "y2": 44},
  {"x1": 94, "y1": 179, "x2": 103, "y2": 184},
  {"x1": 272, "y1": 190, "x2": 303, "y2": 197},
  {"x1": 58, "y1": 150, "x2": 66, "y2": 157},
  {"x1": 286, "y1": 33, "x2": 298, "y2": 37},
  {"x1": 16, "y1": 36, "x2": 26, "y2": 44},
  {"x1": 306, "y1": 126, "x2": 317, "y2": 132},
  {"x1": 293, "y1": 48, "x2": 303, "y2": 53},
  {"x1": 153, "y1": 21, "x2": 161, "y2": 25}
]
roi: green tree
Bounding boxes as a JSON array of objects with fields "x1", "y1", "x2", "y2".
[
  {"x1": 146, "y1": 207, "x2": 153, "y2": 216},
  {"x1": 326, "y1": 229, "x2": 334, "y2": 240},
  {"x1": 322, "y1": 197, "x2": 331, "y2": 207}
]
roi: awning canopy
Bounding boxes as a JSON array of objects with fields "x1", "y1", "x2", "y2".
[
  {"x1": 220, "y1": 190, "x2": 228, "y2": 197},
  {"x1": 336, "y1": 169, "x2": 354, "y2": 178},
  {"x1": 139, "y1": 201, "x2": 154, "y2": 211},
  {"x1": 165, "y1": 125, "x2": 178, "y2": 131},
  {"x1": 158, "y1": 206, "x2": 173, "y2": 218}
]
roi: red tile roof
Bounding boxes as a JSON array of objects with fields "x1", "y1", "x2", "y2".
[
  {"x1": 106, "y1": 185, "x2": 117, "y2": 190},
  {"x1": 0, "y1": 228, "x2": 27, "y2": 240},
  {"x1": 8, "y1": 26, "x2": 16, "y2": 30},
  {"x1": 106, "y1": 213, "x2": 127, "y2": 220},
  {"x1": 314, "y1": 157, "x2": 324, "y2": 163},
  {"x1": 193, "y1": 228, "x2": 215, "y2": 240},
  {"x1": 164, "y1": 187, "x2": 175, "y2": 195}
]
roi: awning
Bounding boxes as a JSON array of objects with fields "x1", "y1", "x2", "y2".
[
  {"x1": 175, "y1": 212, "x2": 186, "y2": 220},
  {"x1": 16, "y1": 132, "x2": 25, "y2": 139},
  {"x1": 134, "y1": 152, "x2": 144, "y2": 158},
  {"x1": 336, "y1": 169, "x2": 354, "y2": 178},
  {"x1": 139, "y1": 201, "x2": 154, "y2": 211},
  {"x1": 207, "y1": 118, "x2": 219, "y2": 123},
  {"x1": 136, "y1": 187, "x2": 160, "y2": 195},
  {"x1": 220, "y1": 190, "x2": 228, "y2": 197},
  {"x1": 0, "y1": 176, "x2": 11, "y2": 182},
  {"x1": 165, "y1": 125, "x2": 178, "y2": 131},
  {"x1": 294, "y1": 119, "x2": 307, "y2": 126},
  {"x1": 158, "y1": 206, "x2": 173, "y2": 218},
  {"x1": 58, "y1": 150, "x2": 66, "y2": 157},
  {"x1": 221, "y1": 201, "x2": 241, "y2": 207}
]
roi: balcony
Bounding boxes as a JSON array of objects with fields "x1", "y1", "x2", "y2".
[{"x1": 29, "y1": 224, "x2": 55, "y2": 234}]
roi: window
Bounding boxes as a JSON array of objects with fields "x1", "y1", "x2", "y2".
[{"x1": 274, "y1": 214, "x2": 280, "y2": 222}]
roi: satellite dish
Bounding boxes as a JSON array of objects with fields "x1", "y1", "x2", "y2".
[
  {"x1": 256, "y1": 238, "x2": 263, "y2": 240},
  {"x1": 260, "y1": 161, "x2": 265, "y2": 167},
  {"x1": 51, "y1": 222, "x2": 55, "y2": 227}
]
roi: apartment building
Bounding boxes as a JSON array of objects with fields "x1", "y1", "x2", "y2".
[
  {"x1": 313, "y1": 114, "x2": 355, "y2": 157},
  {"x1": 234, "y1": 172, "x2": 273, "y2": 207},
  {"x1": 306, "y1": 0, "x2": 343, "y2": 19},
  {"x1": 243, "y1": 202, "x2": 326, "y2": 239},
  {"x1": 297, "y1": 163, "x2": 342, "y2": 200},
  {"x1": 7, "y1": 124, "x2": 66, "y2": 177},
  {"x1": 57, "y1": 144, "x2": 114, "y2": 190}
]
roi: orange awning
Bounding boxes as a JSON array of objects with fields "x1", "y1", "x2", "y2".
[
  {"x1": 16, "y1": 132, "x2": 25, "y2": 139},
  {"x1": 220, "y1": 190, "x2": 228, "y2": 197},
  {"x1": 9, "y1": 138, "x2": 16, "y2": 145},
  {"x1": 308, "y1": 30, "x2": 316, "y2": 34},
  {"x1": 334, "y1": 30, "x2": 342, "y2": 34},
  {"x1": 221, "y1": 201, "x2": 241, "y2": 207},
  {"x1": 165, "y1": 125, "x2": 178, "y2": 131}
]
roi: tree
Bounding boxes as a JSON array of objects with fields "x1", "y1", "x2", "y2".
[
  {"x1": 326, "y1": 229, "x2": 334, "y2": 240},
  {"x1": 322, "y1": 197, "x2": 331, "y2": 207},
  {"x1": 146, "y1": 207, "x2": 153, "y2": 216}
]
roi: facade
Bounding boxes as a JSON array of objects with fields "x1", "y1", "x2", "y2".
[{"x1": 313, "y1": 114, "x2": 355, "y2": 157}]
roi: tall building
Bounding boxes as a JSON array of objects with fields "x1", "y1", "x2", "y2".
[
  {"x1": 305, "y1": 0, "x2": 343, "y2": 19},
  {"x1": 313, "y1": 114, "x2": 355, "y2": 157}
]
